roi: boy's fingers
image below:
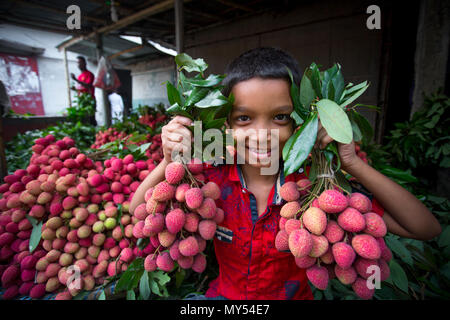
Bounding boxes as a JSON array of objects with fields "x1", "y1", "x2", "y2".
[
  {"x1": 166, "y1": 132, "x2": 183, "y2": 142},
  {"x1": 320, "y1": 135, "x2": 334, "y2": 149},
  {"x1": 172, "y1": 115, "x2": 193, "y2": 126}
]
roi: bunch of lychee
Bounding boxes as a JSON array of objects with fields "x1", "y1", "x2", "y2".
[
  {"x1": 276, "y1": 181, "x2": 392, "y2": 299},
  {"x1": 0, "y1": 135, "x2": 158, "y2": 299},
  {"x1": 131, "y1": 159, "x2": 222, "y2": 275}
]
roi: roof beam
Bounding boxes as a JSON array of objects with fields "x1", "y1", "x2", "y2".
[
  {"x1": 14, "y1": 0, "x2": 106, "y2": 24},
  {"x1": 215, "y1": 0, "x2": 254, "y2": 13},
  {"x1": 57, "y1": 0, "x2": 193, "y2": 51}
]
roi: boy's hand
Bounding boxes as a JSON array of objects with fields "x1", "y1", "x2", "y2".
[
  {"x1": 315, "y1": 120, "x2": 360, "y2": 171},
  {"x1": 161, "y1": 116, "x2": 193, "y2": 163}
]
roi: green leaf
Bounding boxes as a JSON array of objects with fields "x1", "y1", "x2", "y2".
[
  {"x1": 127, "y1": 290, "x2": 136, "y2": 300},
  {"x1": 317, "y1": 99, "x2": 353, "y2": 144},
  {"x1": 307, "y1": 63, "x2": 322, "y2": 99},
  {"x1": 184, "y1": 74, "x2": 224, "y2": 87},
  {"x1": 283, "y1": 113, "x2": 318, "y2": 177},
  {"x1": 149, "y1": 275, "x2": 161, "y2": 296},
  {"x1": 204, "y1": 118, "x2": 227, "y2": 130},
  {"x1": 286, "y1": 67, "x2": 306, "y2": 120},
  {"x1": 175, "y1": 269, "x2": 186, "y2": 288},
  {"x1": 153, "y1": 270, "x2": 171, "y2": 286},
  {"x1": 166, "y1": 102, "x2": 193, "y2": 119},
  {"x1": 139, "y1": 271, "x2": 151, "y2": 300},
  {"x1": 166, "y1": 81, "x2": 182, "y2": 107},
  {"x1": 27, "y1": 216, "x2": 42, "y2": 253},
  {"x1": 138, "y1": 143, "x2": 151, "y2": 154},
  {"x1": 195, "y1": 89, "x2": 228, "y2": 108},
  {"x1": 340, "y1": 82, "x2": 369, "y2": 108},
  {"x1": 378, "y1": 166, "x2": 418, "y2": 183},
  {"x1": 341, "y1": 81, "x2": 368, "y2": 100},
  {"x1": 175, "y1": 53, "x2": 208, "y2": 74},
  {"x1": 438, "y1": 226, "x2": 450, "y2": 248},
  {"x1": 349, "y1": 115, "x2": 363, "y2": 142},
  {"x1": 351, "y1": 111, "x2": 374, "y2": 144},
  {"x1": 290, "y1": 111, "x2": 304, "y2": 126},
  {"x1": 385, "y1": 236, "x2": 414, "y2": 266},
  {"x1": 389, "y1": 259, "x2": 409, "y2": 293},
  {"x1": 282, "y1": 131, "x2": 297, "y2": 160},
  {"x1": 185, "y1": 87, "x2": 210, "y2": 107},
  {"x1": 300, "y1": 71, "x2": 316, "y2": 110},
  {"x1": 335, "y1": 170, "x2": 351, "y2": 194}
]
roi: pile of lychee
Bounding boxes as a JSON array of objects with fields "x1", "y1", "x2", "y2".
[
  {"x1": 132, "y1": 159, "x2": 222, "y2": 276},
  {"x1": 276, "y1": 180, "x2": 392, "y2": 299},
  {"x1": 0, "y1": 134, "x2": 160, "y2": 299}
]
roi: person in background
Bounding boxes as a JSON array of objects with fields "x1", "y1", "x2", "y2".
[
  {"x1": 71, "y1": 56, "x2": 95, "y2": 99},
  {"x1": 108, "y1": 89, "x2": 124, "y2": 124}
]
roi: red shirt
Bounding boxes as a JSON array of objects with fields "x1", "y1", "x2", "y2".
[
  {"x1": 202, "y1": 160, "x2": 384, "y2": 300},
  {"x1": 76, "y1": 70, "x2": 95, "y2": 98}
]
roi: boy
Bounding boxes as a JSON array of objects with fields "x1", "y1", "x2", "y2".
[{"x1": 130, "y1": 47, "x2": 441, "y2": 300}]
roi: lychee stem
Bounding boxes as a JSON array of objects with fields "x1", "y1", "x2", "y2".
[{"x1": 151, "y1": 245, "x2": 162, "y2": 259}]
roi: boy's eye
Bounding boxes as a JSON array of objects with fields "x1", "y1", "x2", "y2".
[
  {"x1": 236, "y1": 115, "x2": 250, "y2": 122},
  {"x1": 274, "y1": 114, "x2": 290, "y2": 121}
]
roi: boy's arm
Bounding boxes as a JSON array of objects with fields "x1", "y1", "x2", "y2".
[
  {"x1": 129, "y1": 115, "x2": 193, "y2": 214},
  {"x1": 316, "y1": 121, "x2": 442, "y2": 241},
  {"x1": 345, "y1": 157, "x2": 442, "y2": 240}
]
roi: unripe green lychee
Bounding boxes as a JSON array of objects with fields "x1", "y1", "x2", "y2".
[{"x1": 104, "y1": 217, "x2": 117, "y2": 230}]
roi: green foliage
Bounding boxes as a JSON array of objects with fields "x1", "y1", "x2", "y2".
[
  {"x1": 5, "y1": 121, "x2": 97, "y2": 174},
  {"x1": 66, "y1": 93, "x2": 96, "y2": 122},
  {"x1": 283, "y1": 62, "x2": 375, "y2": 177},
  {"x1": 4, "y1": 93, "x2": 99, "y2": 174},
  {"x1": 384, "y1": 91, "x2": 450, "y2": 170},
  {"x1": 166, "y1": 53, "x2": 234, "y2": 162},
  {"x1": 332, "y1": 91, "x2": 450, "y2": 300}
]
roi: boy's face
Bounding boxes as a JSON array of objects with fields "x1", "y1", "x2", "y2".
[{"x1": 228, "y1": 77, "x2": 294, "y2": 169}]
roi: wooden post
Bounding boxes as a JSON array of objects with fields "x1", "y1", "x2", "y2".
[
  {"x1": 0, "y1": 106, "x2": 7, "y2": 179},
  {"x1": 175, "y1": 0, "x2": 184, "y2": 84},
  {"x1": 96, "y1": 33, "x2": 112, "y2": 127},
  {"x1": 63, "y1": 48, "x2": 72, "y2": 109},
  {"x1": 175, "y1": 0, "x2": 184, "y2": 54}
]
